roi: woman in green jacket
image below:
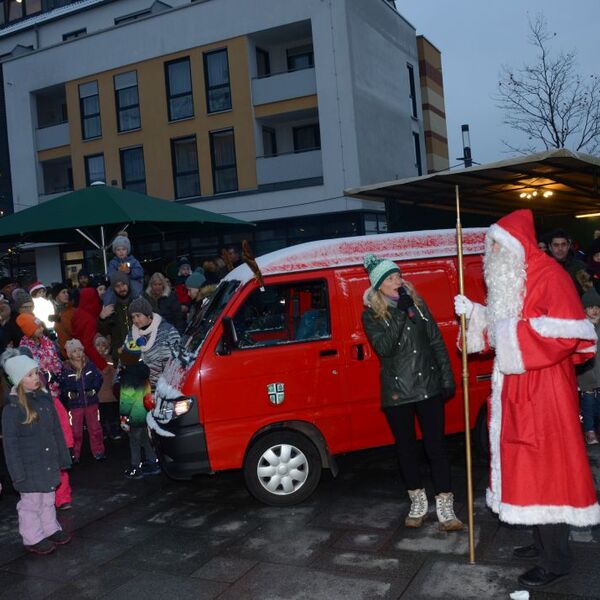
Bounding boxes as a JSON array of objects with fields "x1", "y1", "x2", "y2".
[{"x1": 362, "y1": 254, "x2": 462, "y2": 532}]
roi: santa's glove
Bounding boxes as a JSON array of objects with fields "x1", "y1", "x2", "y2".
[{"x1": 454, "y1": 295, "x2": 474, "y2": 319}]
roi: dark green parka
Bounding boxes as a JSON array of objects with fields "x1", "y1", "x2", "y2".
[{"x1": 361, "y1": 288, "x2": 454, "y2": 408}]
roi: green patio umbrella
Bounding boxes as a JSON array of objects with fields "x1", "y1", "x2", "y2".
[{"x1": 0, "y1": 184, "x2": 252, "y2": 271}]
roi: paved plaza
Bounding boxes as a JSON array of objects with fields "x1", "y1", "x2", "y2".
[{"x1": 0, "y1": 435, "x2": 599, "y2": 599}]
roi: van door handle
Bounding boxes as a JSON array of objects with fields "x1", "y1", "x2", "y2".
[
  {"x1": 354, "y1": 344, "x2": 365, "y2": 361},
  {"x1": 319, "y1": 349, "x2": 338, "y2": 357}
]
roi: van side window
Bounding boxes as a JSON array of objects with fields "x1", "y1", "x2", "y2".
[{"x1": 232, "y1": 280, "x2": 331, "y2": 349}]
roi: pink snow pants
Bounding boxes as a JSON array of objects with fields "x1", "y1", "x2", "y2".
[
  {"x1": 17, "y1": 492, "x2": 61, "y2": 546},
  {"x1": 55, "y1": 470, "x2": 71, "y2": 508},
  {"x1": 70, "y1": 405, "x2": 105, "y2": 459}
]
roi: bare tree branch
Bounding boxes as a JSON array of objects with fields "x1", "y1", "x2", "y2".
[{"x1": 495, "y1": 13, "x2": 600, "y2": 155}]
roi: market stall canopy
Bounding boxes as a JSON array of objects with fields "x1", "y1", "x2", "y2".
[
  {"x1": 0, "y1": 184, "x2": 252, "y2": 245},
  {"x1": 345, "y1": 149, "x2": 600, "y2": 218}
]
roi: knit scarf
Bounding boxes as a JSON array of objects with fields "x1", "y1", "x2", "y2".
[{"x1": 132, "y1": 313, "x2": 162, "y2": 352}]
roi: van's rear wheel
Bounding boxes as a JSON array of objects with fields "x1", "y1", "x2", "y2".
[{"x1": 244, "y1": 431, "x2": 322, "y2": 506}]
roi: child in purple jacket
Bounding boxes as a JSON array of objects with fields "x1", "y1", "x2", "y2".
[{"x1": 59, "y1": 339, "x2": 105, "y2": 462}]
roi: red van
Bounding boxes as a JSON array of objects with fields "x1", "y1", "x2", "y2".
[{"x1": 149, "y1": 228, "x2": 492, "y2": 505}]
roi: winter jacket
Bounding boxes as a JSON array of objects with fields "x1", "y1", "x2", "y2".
[
  {"x1": 104, "y1": 255, "x2": 144, "y2": 302},
  {"x1": 53, "y1": 302, "x2": 74, "y2": 359},
  {"x1": 144, "y1": 289, "x2": 185, "y2": 333},
  {"x1": 1, "y1": 388, "x2": 71, "y2": 492},
  {"x1": 559, "y1": 255, "x2": 590, "y2": 296},
  {"x1": 72, "y1": 288, "x2": 107, "y2": 371},
  {"x1": 58, "y1": 360, "x2": 103, "y2": 410},
  {"x1": 19, "y1": 335, "x2": 62, "y2": 401},
  {"x1": 133, "y1": 316, "x2": 180, "y2": 389},
  {"x1": 175, "y1": 281, "x2": 191, "y2": 307},
  {"x1": 4, "y1": 313, "x2": 23, "y2": 348},
  {"x1": 577, "y1": 320, "x2": 600, "y2": 391},
  {"x1": 98, "y1": 363, "x2": 117, "y2": 404},
  {"x1": 119, "y1": 361, "x2": 152, "y2": 427},
  {"x1": 362, "y1": 289, "x2": 454, "y2": 408},
  {"x1": 97, "y1": 294, "x2": 132, "y2": 365}
]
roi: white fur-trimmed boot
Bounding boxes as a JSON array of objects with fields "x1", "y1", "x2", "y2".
[
  {"x1": 435, "y1": 492, "x2": 463, "y2": 532},
  {"x1": 405, "y1": 488, "x2": 428, "y2": 528}
]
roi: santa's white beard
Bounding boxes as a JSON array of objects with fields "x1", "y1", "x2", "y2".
[{"x1": 483, "y1": 242, "x2": 526, "y2": 345}]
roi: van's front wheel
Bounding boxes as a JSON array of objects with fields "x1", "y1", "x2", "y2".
[{"x1": 244, "y1": 431, "x2": 322, "y2": 506}]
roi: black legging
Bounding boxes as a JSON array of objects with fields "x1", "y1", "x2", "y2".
[{"x1": 384, "y1": 395, "x2": 451, "y2": 494}]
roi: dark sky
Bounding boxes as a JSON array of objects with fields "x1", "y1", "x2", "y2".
[{"x1": 396, "y1": 0, "x2": 600, "y2": 166}]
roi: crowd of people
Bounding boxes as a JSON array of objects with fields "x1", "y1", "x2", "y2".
[
  {"x1": 537, "y1": 228, "x2": 600, "y2": 446},
  {"x1": 0, "y1": 233, "x2": 242, "y2": 554}
]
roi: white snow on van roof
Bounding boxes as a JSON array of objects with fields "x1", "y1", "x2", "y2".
[{"x1": 224, "y1": 227, "x2": 487, "y2": 285}]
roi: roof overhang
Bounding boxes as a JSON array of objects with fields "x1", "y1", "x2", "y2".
[{"x1": 345, "y1": 149, "x2": 600, "y2": 218}]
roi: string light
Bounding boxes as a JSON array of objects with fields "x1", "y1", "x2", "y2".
[{"x1": 519, "y1": 190, "x2": 553, "y2": 200}]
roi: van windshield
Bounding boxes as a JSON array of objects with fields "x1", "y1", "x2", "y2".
[{"x1": 182, "y1": 280, "x2": 239, "y2": 355}]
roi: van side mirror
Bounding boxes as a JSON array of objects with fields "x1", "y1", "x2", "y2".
[{"x1": 218, "y1": 316, "x2": 238, "y2": 356}]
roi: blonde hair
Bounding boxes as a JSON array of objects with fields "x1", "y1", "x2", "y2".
[
  {"x1": 17, "y1": 380, "x2": 38, "y2": 425},
  {"x1": 368, "y1": 280, "x2": 422, "y2": 321}
]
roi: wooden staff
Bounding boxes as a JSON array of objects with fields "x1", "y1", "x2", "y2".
[
  {"x1": 456, "y1": 184, "x2": 476, "y2": 564},
  {"x1": 242, "y1": 240, "x2": 265, "y2": 291}
]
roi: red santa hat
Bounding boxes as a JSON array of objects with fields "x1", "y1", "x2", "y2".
[
  {"x1": 486, "y1": 209, "x2": 596, "y2": 375},
  {"x1": 28, "y1": 281, "x2": 46, "y2": 294}
]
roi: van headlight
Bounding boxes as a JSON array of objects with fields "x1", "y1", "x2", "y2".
[
  {"x1": 156, "y1": 396, "x2": 194, "y2": 423},
  {"x1": 174, "y1": 397, "x2": 193, "y2": 417}
]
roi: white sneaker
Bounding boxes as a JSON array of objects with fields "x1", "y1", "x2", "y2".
[
  {"x1": 405, "y1": 488, "x2": 428, "y2": 528},
  {"x1": 435, "y1": 492, "x2": 463, "y2": 532}
]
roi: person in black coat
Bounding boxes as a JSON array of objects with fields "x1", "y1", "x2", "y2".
[
  {"x1": 144, "y1": 272, "x2": 185, "y2": 333},
  {"x1": 1, "y1": 351, "x2": 72, "y2": 554}
]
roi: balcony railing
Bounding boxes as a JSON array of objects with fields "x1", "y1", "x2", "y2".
[
  {"x1": 256, "y1": 149, "x2": 322, "y2": 186},
  {"x1": 252, "y1": 67, "x2": 316, "y2": 106},
  {"x1": 35, "y1": 122, "x2": 69, "y2": 151}
]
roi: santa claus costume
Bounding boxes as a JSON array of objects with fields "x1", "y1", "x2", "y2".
[{"x1": 458, "y1": 209, "x2": 600, "y2": 587}]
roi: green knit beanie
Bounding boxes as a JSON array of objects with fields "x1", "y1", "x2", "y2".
[{"x1": 363, "y1": 254, "x2": 400, "y2": 290}]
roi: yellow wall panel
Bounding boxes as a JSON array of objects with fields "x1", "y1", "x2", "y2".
[{"x1": 65, "y1": 35, "x2": 258, "y2": 200}]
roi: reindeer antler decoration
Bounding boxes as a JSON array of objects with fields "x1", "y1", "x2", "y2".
[{"x1": 242, "y1": 240, "x2": 265, "y2": 291}]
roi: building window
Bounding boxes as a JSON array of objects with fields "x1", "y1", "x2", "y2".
[
  {"x1": 62, "y1": 28, "x2": 86, "y2": 41},
  {"x1": 256, "y1": 48, "x2": 270, "y2": 78},
  {"x1": 407, "y1": 63, "x2": 418, "y2": 118},
  {"x1": 262, "y1": 127, "x2": 277, "y2": 157},
  {"x1": 204, "y1": 49, "x2": 231, "y2": 113},
  {"x1": 165, "y1": 58, "x2": 193, "y2": 121},
  {"x1": 79, "y1": 80, "x2": 101, "y2": 140},
  {"x1": 413, "y1": 132, "x2": 422, "y2": 176},
  {"x1": 286, "y1": 45, "x2": 314, "y2": 72},
  {"x1": 84, "y1": 154, "x2": 105, "y2": 186},
  {"x1": 171, "y1": 136, "x2": 200, "y2": 199},
  {"x1": 210, "y1": 129, "x2": 237, "y2": 193},
  {"x1": 114, "y1": 8, "x2": 150, "y2": 25},
  {"x1": 120, "y1": 146, "x2": 146, "y2": 193},
  {"x1": 114, "y1": 71, "x2": 140, "y2": 132},
  {"x1": 293, "y1": 124, "x2": 320, "y2": 153}
]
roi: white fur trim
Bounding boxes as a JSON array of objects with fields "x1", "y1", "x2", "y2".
[
  {"x1": 487, "y1": 224, "x2": 525, "y2": 261},
  {"x1": 494, "y1": 318, "x2": 525, "y2": 374},
  {"x1": 487, "y1": 366, "x2": 504, "y2": 512},
  {"x1": 155, "y1": 376, "x2": 183, "y2": 401},
  {"x1": 465, "y1": 303, "x2": 488, "y2": 353},
  {"x1": 492, "y1": 500, "x2": 600, "y2": 527},
  {"x1": 146, "y1": 411, "x2": 175, "y2": 438},
  {"x1": 530, "y1": 316, "x2": 598, "y2": 341}
]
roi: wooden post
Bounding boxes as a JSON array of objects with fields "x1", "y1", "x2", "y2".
[{"x1": 456, "y1": 184, "x2": 476, "y2": 564}]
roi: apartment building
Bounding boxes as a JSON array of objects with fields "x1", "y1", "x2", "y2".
[{"x1": 0, "y1": 0, "x2": 448, "y2": 279}]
